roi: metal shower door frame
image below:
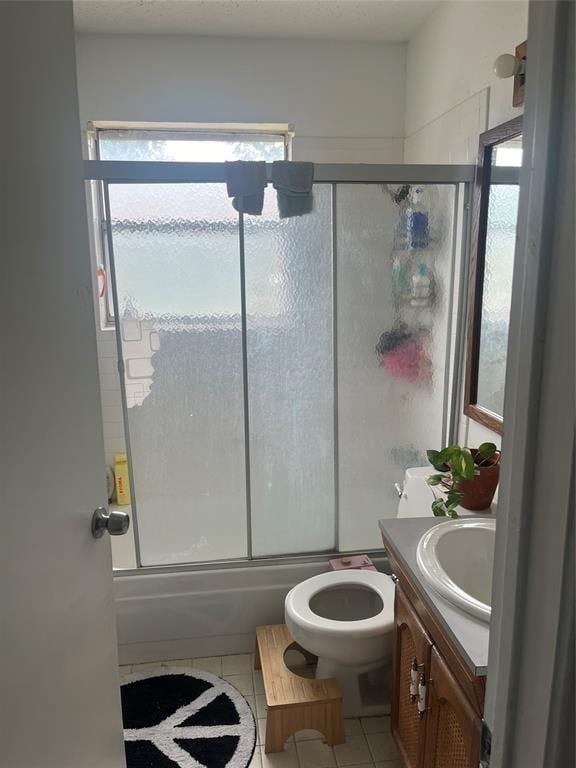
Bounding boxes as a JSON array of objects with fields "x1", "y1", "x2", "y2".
[{"x1": 86, "y1": 161, "x2": 474, "y2": 574}]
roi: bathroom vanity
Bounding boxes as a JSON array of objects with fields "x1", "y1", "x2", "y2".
[{"x1": 379, "y1": 518, "x2": 490, "y2": 768}]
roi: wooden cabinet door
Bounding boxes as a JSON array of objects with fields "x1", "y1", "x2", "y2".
[
  {"x1": 392, "y1": 586, "x2": 433, "y2": 768},
  {"x1": 423, "y1": 647, "x2": 482, "y2": 768}
]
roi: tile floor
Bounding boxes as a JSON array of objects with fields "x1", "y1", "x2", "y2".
[{"x1": 120, "y1": 654, "x2": 402, "y2": 768}]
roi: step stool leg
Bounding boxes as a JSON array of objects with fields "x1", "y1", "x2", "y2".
[
  {"x1": 254, "y1": 638, "x2": 262, "y2": 671},
  {"x1": 323, "y1": 701, "x2": 345, "y2": 747},
  {"x1": 265, "y1": 709, "x2": 292, "y2": 754}
]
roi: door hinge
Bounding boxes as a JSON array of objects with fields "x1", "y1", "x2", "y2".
[{"x1": 480, "y1": 720, "x2": 492, "y2": 767}]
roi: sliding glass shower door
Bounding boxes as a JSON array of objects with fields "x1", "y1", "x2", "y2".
[
  {"x1": 336, "y1": 184, "x2": 456, "y2": 551},
  {"x1": 104, "y1": 173, "x2": 462, "y2": 567},
  {"x1": 243, "y1": 186, "x2": 335, "y2": 557},
  {"x1": 107, "y1": 183, "x2": 248, "y2": 565}
]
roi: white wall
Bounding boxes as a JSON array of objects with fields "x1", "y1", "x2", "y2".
[
  {"x1": 76, "y1": 34, "x2": 406, "y2": 162},
  {"x1": 404, "y1": 0, "x2": 528, "y2": 448},
  {"x1": 405, "y1": 0, "x2": 528, "y2": 163}
]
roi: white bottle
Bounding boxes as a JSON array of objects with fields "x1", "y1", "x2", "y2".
[{"x1": 411, "y1": 262, "x2": 431, "y2": 306}]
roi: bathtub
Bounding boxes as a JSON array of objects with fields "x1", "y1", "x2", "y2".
[{"x1": 114, "y1": 555, "x2": 389, "y2": 665}]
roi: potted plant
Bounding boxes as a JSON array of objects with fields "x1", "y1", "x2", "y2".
[{"x1": 426, "y1": 443, "x2": 500, "y2": 516}]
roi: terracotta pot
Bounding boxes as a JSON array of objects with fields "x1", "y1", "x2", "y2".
[{"x1": 455, "y1": 449, "x2": 500, "y2": 511}]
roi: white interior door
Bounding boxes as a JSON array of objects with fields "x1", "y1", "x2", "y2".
[{"x1": 0, "y1": 3, "x2": 125, "y2": 766}]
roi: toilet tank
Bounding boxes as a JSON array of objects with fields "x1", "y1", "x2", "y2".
[
  {"x1": 397, "y1": 467, "x2": 435, "y2": 518},
  {"x1": 396, "y1": 467, "x2": 494, "y2": 517}
]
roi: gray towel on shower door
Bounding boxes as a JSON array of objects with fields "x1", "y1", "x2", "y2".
[
  {"x1": 225, "y1": 160, "x2": 267, "y2": 215},
  {"x1": 272, "y1": 161, "x2": 314, "y2": 218}
]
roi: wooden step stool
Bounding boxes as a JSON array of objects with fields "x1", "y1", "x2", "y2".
[{"x1": 255, "y1": 624, "x2": 345, "y2": 753}]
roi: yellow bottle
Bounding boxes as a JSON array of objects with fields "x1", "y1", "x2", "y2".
[{"x1": 114, "y1": 453, "x2": 131, "y2": 506}]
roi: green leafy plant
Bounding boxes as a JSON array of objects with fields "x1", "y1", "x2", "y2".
[{"x1": 426, "y1": 443, "x2": 499, "y2": 517}]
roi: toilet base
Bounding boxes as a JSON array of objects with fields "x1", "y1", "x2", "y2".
[{"x1": 316, "y1": 657, "x2": 391, "y2": 718}]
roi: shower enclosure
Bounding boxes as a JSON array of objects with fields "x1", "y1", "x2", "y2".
[{"x1": 86, "y1": 161, "x2": 472, "y2": 570}]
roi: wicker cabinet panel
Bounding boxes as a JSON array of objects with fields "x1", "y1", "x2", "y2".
[
  {"x1": 423, "y1": 647, "x2": 482, "y2": 768},
  {"x1": 392, "y1": 587, "x2": 433, "y2": 768}
]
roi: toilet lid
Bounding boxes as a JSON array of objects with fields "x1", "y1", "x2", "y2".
[{"x1": 285, "y1": 569, "x2": 396, "y2": 636}]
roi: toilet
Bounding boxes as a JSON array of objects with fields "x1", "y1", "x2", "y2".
[{"x1": 284, "y1": 466, "x2": 434, "y2": 718}]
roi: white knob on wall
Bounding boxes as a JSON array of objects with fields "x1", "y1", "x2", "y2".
[{"x1": 494, "y1": 53, "x2": 525, "y2": 79}]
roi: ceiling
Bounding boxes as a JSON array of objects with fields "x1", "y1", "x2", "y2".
[{"x1": 74, "y1": 0, "x2": 441, "y2": 41}]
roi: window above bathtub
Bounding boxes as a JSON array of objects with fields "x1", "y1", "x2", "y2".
[
  {"x1": 87, "y1": 122, "x2": 293, "y2": 328},
  {"x1": 89, "y1": 122, "x2": 292, "y2": 163}
]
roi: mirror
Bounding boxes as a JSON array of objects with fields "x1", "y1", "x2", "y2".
[{"x1": 464, "y1": 117, "x2": 522, "y2": 433}]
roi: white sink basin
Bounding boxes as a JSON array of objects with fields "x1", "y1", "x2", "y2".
[{"x1": 416, "y1": 519, "x2": 495, "y2": 623}]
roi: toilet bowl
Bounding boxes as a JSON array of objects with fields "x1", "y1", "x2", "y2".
[
  {"x1": 284, "y1": 466, "x2": 447, "y2": 717},
  {"x1": 285, "y1": 569, "x2": 395, "y2": 717}
]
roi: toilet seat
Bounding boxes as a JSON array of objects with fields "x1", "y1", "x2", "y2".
[{"x1": 285, "y1": 570, "x2": 395, "y2": 637}]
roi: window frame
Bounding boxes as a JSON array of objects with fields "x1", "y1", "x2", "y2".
[
  {"x1": 87, "y1": 122, "x2": 294, "y2": 328},
  {"x1": 463, "y1": 116, "x2": 523, "y2": 434}
]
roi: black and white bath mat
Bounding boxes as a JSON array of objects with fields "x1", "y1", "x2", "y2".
[{"x1": 121, "y1": 667, "x2": 257, "y2": 768}]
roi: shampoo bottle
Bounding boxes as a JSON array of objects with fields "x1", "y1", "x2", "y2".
[
  {"x1": 411, "y1": 262, "x2": 431, "y2": 306},
  {"x1": 114, "y1": 453, "x2": 131, "y2": 506},
  {"x1": 407, "y1": 187, "x2": 429, "y2": 249}
]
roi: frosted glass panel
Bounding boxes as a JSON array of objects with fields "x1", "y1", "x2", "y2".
[
  {"x1": 477, "y1": 184, "x2": 518, "y2": 416},
  {"x1": 108, "y1": 183, "x2": 247, "y2": 565},
  {"x1": 244, "y1": 186, "x2": 335, "y2": 556},
  {"x1": 337, "y1": 185, "x2": 456, "y2": 550}
]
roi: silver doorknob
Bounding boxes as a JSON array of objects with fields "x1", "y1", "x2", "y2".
[{"x1": 92, "y1": 506, "x2": 130, "y2": 538}]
